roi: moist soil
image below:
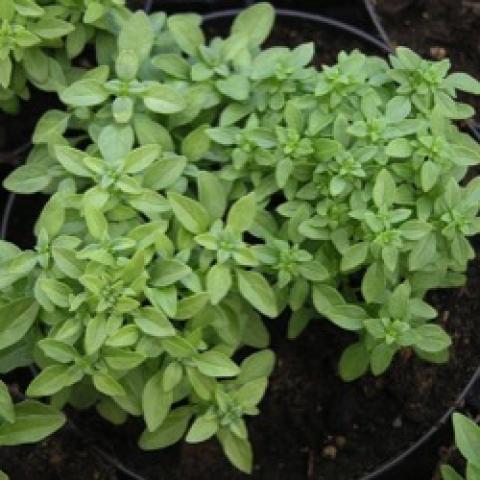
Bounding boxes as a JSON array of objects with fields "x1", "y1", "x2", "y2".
[{"x1": 1, "y1": 4, "x2": 480, "y2": 480}]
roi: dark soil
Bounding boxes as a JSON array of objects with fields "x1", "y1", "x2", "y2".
[
  {"x1": 1, "y1": 3, "x2": 480, "y2": 480},
  {"x1": 374, "y1": 0, "x2": 480, "y2": 116}
]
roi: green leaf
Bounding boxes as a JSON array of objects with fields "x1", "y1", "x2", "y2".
[
  {"x1": 0, "y1": 298, "x2": 39, "y2": 350},
  {"x1": 30, "y1": 18, "x2": 74, "y2": 40},
  {"x1": 207, "y1": 263, "x2": 232, "y2": 305},
  {"x1": 163, "y1": 362, "x2": 183, "y2": 392},
  {"x1": 152, "y1": 53, "x2": 190, "y2": 79},
  {"x1": 150, "y1": 259, "x2": 192, "y2": 287},
  {"x1": 298, "y1": 261, "x2": 329, "y2": 282},
  {"x1": 98, "y1": 124, "x2": 134, "y2": 163},
  {"x1": 339, "y1": 342, "x2": 369, "y2": 381},
  {"x1": 216, "y1": 75, "x2": 250, "y2": 101},
  {"x1": 0, "y1": 0, "x2": 15, "y2": 21},
  {"x1": 144, "y1": 84, "x2": 186, "y2": 114},
  {"x1": 84, "y1": 315, "x2": 108, "y2": 355},
  {"x1": 340, "y1": 243, "x2": 369, "y2": 271},
  {"x1": 231, "y1": 2, "x2": 275, "y2": 47},
  {"x1": 440, "y1": 465, "x2": 464, "y2": 480},
  {"x1": 234, "y1": 378, "x2": 268, "y2": 408},
  {"x1": 453, "y1": 413, "x2": 480, "y2": 467},
  {"x1": 143, "y1": 371, "x2": 173, "y2": 432},
  {"x1": 3, "y1": 163, "x2": 51, "y2": 194},
  {"x1": 386, "y1": 138, "x2": 412, "y2": 158},
  {"x1": 385, "y1": 96, "x2": 411, "y2": 123},
  {"x1": 227, "y1": 193, "x2": 257, "y2": 232},
  {"x1": 123, "y1": 145, "x2": 160, "y2": 174},
  {"x1": 168, "y1": 192, "x2": 210, "y2": 234},
  {"x1": 38, "y1": 339, "x2": 78, "y2": 364},
  {"x1": 93, "y1": 372, "x2": 126, "y2": 397},
  {"x1": 119, "y1": 11, "x2": 154, "y2": 61},
  {"x1": 373, "y1": 169, "x2": 396, "y2": 208},
  {"x1": 237, "y1": 350, "x2": 275, "y2": 384},
  {"x1": 186, "y1": 414, "x2": 218, "y2": 443},
  {"x1": 174, "y1": 293, "x2": 210, "y2": 320},
  {"x1": 167, "y1": 14, "x2": 205, "y2": 55},
  {"x1": 0, "y1": 252, "x2": 37, "y2": 289},
  {"x1": 236, "y1": 269, "x2": 278, "y2": 318},
  {"x1": 370, "y1": 343, "x2": 396, "y2": 375},
  {"x1": 0, "y1": 400, "x2": 65, "y2": 446},
  {"x1": 27, "y1": 365, "x2": 83, "y2": 397},
  {"x1": 0, "y1": 380, "x2": 14, "y2": 424},
  {"x1": 162, "y1": 336, "x2": 197, "y2": 359},
  {"x1": 139, "y1": 406, "x2": 192, "y2": 450},
  {"x1": 312, "y1": 285, "x2": 345, "y2": 314},
  {"x1": 33, "y1": 110, "x2": 70, "y2": 144},
  {"x1": 197, "y1": 171, "x2": 227, "y2": 219},
  {"x1": 60, "y1": 79, "x2": 108, "y2": 107},
  {"x1": 218, "y1": 429, "x2": 253, "y2": 474},
  {"x1": 408, "y1": 233, "x2": 436, "y2": 271},
  {"x1": 414, "y1": 324, "x2": 452, "y2": 353},
  {"x1": 323, "y1": 304, "x2": 367, "y2": 331},
  {"x1": 134, "y1": 307, "x2": 175, "y2": 337},
  {"x1": 421, "y1": 160, "x2": 440, "y2": 192},
  {"x1": 195, "y1": 351, "x2": 240, "y2": 378},
  {"x1": 445, "y1": 72, "x2": 480, "y2": 94},
  {"x1": 143, "y1": 154, "x2": 186, "y2": 190},
  {"x1": 362, "y1": 262, "x2": 386, "y2": 304}
]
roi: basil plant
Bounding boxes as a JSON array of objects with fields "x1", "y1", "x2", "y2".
[
  {"x1": 1, "y1": 1, "x2": 480, "y2": 474},
  {"x1": 0, "y1": 0, "x2": 129, "y2": 113}
]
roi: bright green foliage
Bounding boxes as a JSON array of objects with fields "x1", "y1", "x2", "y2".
[
  {"x1": 1, "y1": 1, "x2": 480, "y2": 473},
  {"x1": 0, "y1": 0, "x2": 129, "y2": 113},
  {"x1": 441, "y1": 413, "x2": 480, "y2": 480}
]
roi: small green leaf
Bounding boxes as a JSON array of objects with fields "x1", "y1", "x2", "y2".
[
  {"x1": 60, "y1": 79, "x2": 108, "y2": 107},
  {"x1": 143, "y1": 371, "x2": 173, "y2": 432},
  {"x1": 195, "y1": 351, "x2": 240, "y2": 378},
  {"x1": 0, "y1": 380, "x2": 14, "y2": 424},
  {"x1": 218, "y1": 429, "x2": 253, "y2": 474},
  {"x1": 339, "y1": 342, "x2": 369, "y2": 381},
  {"x1": 231, "y1": 2, "x2": 275, "y2": 47},
  {"x1": 144, "y1": 84, "x2": 186, "y2": 114},
  {"x1": 186, "y1": 414, "x2": 218, "y2": 443},
  {"x1": 0, "y1": 400, "x2": 65, "y2": 446},
  {"x1": 139, "y1": 406, "x2": 192, "y2": 450},
  {"x1": 453, "y1": 413, "x2": 480, "y2": 467},
  {"x1": 236, "y1": 269, "x2": 278, "y2": 318},
  {"x1": 27, "y1": 365, "x2": 83, "y2": 397},
  {"x1": 168, "y1": 192, "x2": 210, "y2": 234},
  {"x1": 227, "y1": 193, "x2": 257, "y2": 232},
  {"x1": 135, "y1": 307, "x2": 175, "y2": 338},
  {"x1": 207, "y1": 263, "x2": 232, "y2": 305}
]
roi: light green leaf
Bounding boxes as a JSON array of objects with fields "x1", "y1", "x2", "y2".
[
  {"x1": 207, "y1": 263, "x2": 232, "y2": 305},
  {"x1": 195, "y1": 351, "x2": 240, "y2": 378},
  {"x1": 139, "y1": 406, "x2": 192, "y2": 450},
  {"x1": 453, "y1": 413, "x2": 480, "y2": 467},
  {"x1": 227, "y1": 193, "x2": 257, "y2": 232},
  {"x1": 218, "y1": 429, "x2": 253, "y2": 474},
  {"x1": 0, "y1": 400, "x2": 65, "y2": 446},
  {"x1": 134, "y1": 307, "x2": 175, "y2": 337},
  {"x1": 144, "y1": 84, "x2": 186, "y2": 114},
  {"x1": 168, "y1": 192, "x2": 210, "y2": 234},
  {"x1": 231, "y1": 2, "x2": 275, "y2": 47},
  {"x1": 236, "y1": 269, "x2": 278, "y2": 318},
  {"x1": 0, "y1": 380, "x2": 14, "y2": 424},
  {"x1": 0, "y1": 298, "x2": 39, "y2": 350},
  {"x1": 143, "y1": 371, "x2": 173, "y2": 432}
]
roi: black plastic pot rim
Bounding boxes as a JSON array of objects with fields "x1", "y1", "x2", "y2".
[{"x1": 2, "y1": 4, "x2": 480, "y2": 480}]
